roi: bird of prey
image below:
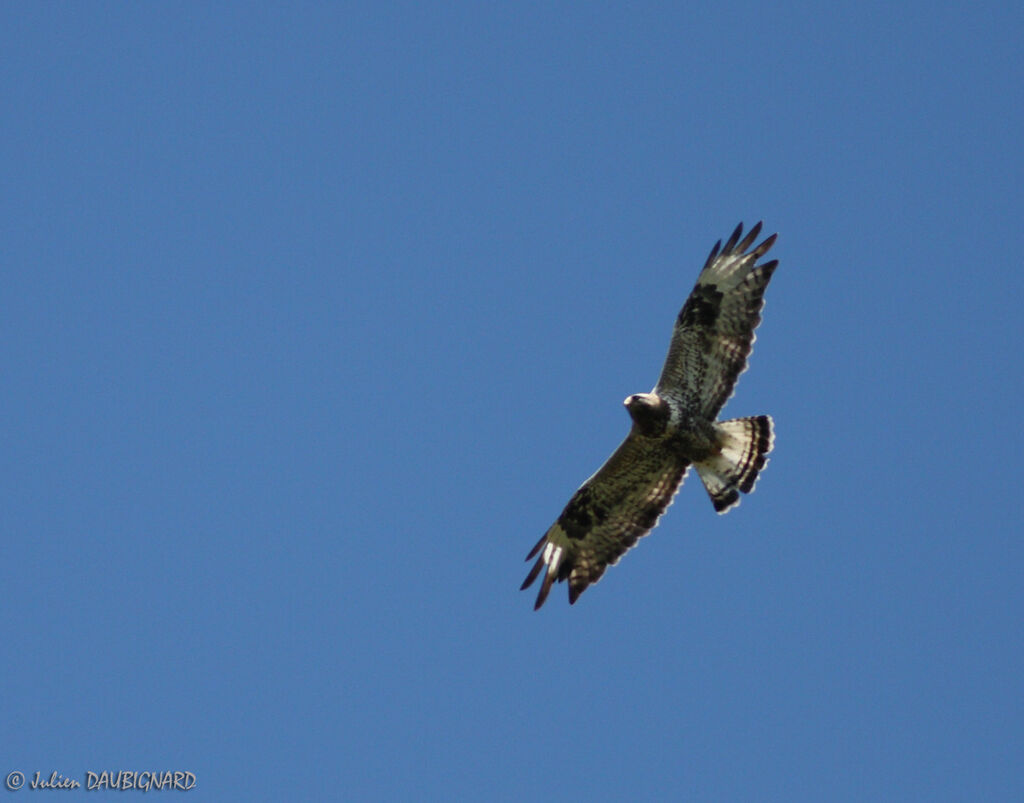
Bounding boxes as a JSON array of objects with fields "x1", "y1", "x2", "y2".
[{"x1": 521, "y1": 222, "x2": 778, "y2": 609}]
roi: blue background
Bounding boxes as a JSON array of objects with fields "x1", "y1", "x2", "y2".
[{"x1": 3, "y1": 2, "x2": 1022, "y2": 800}]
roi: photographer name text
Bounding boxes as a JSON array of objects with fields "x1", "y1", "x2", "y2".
[{"x1": 5, "y1": 770, "x2": 195, "y2": 792}]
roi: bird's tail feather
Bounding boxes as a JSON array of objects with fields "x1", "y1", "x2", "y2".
[{"x1": 695, "y1": 416, "x2": 774, "y2": 513}]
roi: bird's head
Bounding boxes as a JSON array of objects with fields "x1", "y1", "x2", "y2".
[{"x1": 624, "y1": 393, "x2": 669, "y2": 435}]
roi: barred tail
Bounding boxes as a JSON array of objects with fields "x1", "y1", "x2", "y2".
[{"x1": 695, "y1": 415, "x2": 774, "y2": 513}]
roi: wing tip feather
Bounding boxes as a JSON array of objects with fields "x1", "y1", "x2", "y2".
[
  {"x1": 723, "y1": 222, "x2": 744, "y2": 253},
  {"x1": 703, "y1": 238, "x2": 723, "y2": 270},
  {"x1": 751, "y1": 232, "x2": 778, "y2": 260},
  {"x1": 534, "y1": 569, "x2": 555, "y2": 609},
  {"x1": 521, "y1": 553, "x2": 545, "y2": 591},
  {"x1": 737, "y1": 221, "x2": 763, "y2": 252},
  {"x1": 525, "y1": 533, "x2": 546, "y2": 561}
]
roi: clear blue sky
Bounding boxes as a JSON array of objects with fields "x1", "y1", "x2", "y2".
[{"x1": 3, "y1": 2, "x2": 1021, "y2": 800}]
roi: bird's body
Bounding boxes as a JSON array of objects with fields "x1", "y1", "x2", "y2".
[{"x1": 522, "y1": 223, "x2": 779, "y2": 609}]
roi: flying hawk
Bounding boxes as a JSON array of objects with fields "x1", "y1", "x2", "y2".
[{"x1": 521, "y1": 222, "x2": 779, "y2": 609}]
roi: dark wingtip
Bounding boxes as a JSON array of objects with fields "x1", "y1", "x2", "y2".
[
  {"x1": 703, "y1": 239, "x2": 723, "y2": 270},
  {"x1": 525, "y1": 533, "x2": 546, "y2": 561},
  {"x1": 737, "y1": 221, "x2": 763, "y2": 252},
  {"x1": 521, "y1": 554, "x2": 545, "y2": 591},
  {"x1": 722, "y1": 222, "x2": 744, "y2": 254},
  {"x1": 751, "y1": 232, "x2": 778, "y2": 260},
  {"x1": 533, "y1": 570, "x2": 555, "y2": 610}
]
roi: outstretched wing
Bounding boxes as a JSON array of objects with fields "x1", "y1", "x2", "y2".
[
  {"x1": 521, "y1": 433, "x2": 689, "y2": 609},
  {"x1": 655, "y1": 222, "x2": 778, "y2": 419}
]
